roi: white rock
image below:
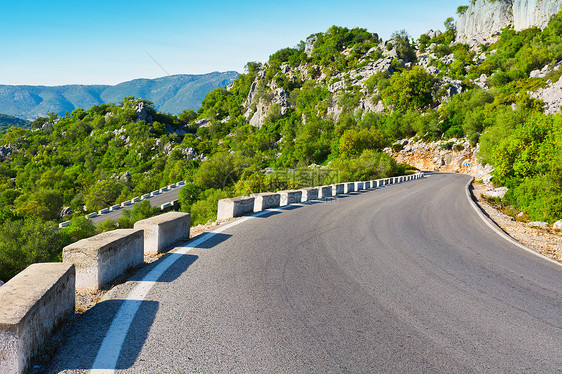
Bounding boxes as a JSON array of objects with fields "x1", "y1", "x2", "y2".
[
  {"x1": 553, "y1": 219, "x2": 562, "y2": 230},
  {"x1": 529, "y1": 221, "x2": 550, "y2": 229},
  {"x1": 483, "y1": 187, "x2": 509, "y2": 199}
]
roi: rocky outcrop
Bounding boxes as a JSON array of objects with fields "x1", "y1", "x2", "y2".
[
  {"x1": 305, "y1": 35, "x2": 318, "y2": 57},
  {"x1": 385, "y1": 138, "x2": 494, "y2": 184},
  {"x1": 0, "y1": 145, "x2": 13, "y2": 161},
  {"x1": 530, "y1": 76, "x2": 562, "y2": 114},
  {"x1": 456, "y1": 0, "x2": 562, "y2": 44}
]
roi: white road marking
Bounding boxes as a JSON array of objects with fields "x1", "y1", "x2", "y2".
[{"x1": 464, "y1": 178, "x2": 561, "y2": 268}]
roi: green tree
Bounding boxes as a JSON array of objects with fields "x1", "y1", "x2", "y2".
[{"x1": 85, "y1": 180, "x2": 124, "y2": 211}]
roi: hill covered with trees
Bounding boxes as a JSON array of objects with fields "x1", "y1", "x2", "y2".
[{"x1": 1, "y1": 8, "x2": 561, "y2": 280}]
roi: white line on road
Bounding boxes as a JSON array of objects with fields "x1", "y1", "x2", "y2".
[{"x1": 89, "y1": 208, "x2": 279, "y2": 373}]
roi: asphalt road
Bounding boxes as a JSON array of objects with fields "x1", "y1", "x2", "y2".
[
  {"x1": 89, "y1": 185, "x2": 184, "y2": 225},
  {"x1": 40, "y1": 173, "x2": 562, "y2": 373}
]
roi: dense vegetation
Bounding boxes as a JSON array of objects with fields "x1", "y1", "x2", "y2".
[
  {"x1": 2, "y1": 11, "x2": 562, "y2": 280},
  {"x1": 0, "y1": 113, "x2": 30, "y2": 135}
]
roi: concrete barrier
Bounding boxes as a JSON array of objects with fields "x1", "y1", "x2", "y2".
[
  {"x1": 150, "y1": 191, "x2": 160, "y2": 197},
  {"x1": 168, "y1": 184, "x2": 176, "y2": 189},
  {"x1": 364, "y1": 181, "x2": 371, "y2": 189},
  {"x1": 0, "y1": 263, "x2": 75, "y2": 374},
  {"x1": 134, "y1": 212, "x2": 190, "y2": 255},
  {"x1": 85, "y1": 212, "x2": 98, "y2": 219},
  {"x1": 109, "y1": 205, "x2": 121, "y2": 211},
  {"x1": 131, "y1": 197, "x2": 140, "y2": 203},
  {"x1": 121, "y1": 201, "x2": 132, "y2": 207},
  {"x1": 354, "y1": 181, "x2": 364, "y2": 191},
  {"x1": 63, "y1": 229, "x2": 144, "y2": 291},
  {"x1": 344, "y1": 183, "x2": 355, "y2": 194},
  {"x1": 217, "y1": 197, "x2": 255, "y2": 220},
  {"x1": 98, "y1": 208, "x2": 109, "y2": 215},
  {"x1": 279, "y1": 190, "x2": 302, "y2": 206},
  {"x1": 177, "y1": 181, "x2": 185, "y2": 186},
  {"x1": 319, "y1": 186, "x2": 332, "y2": 199},
  {"x1": 252, "y1": 193, "x2": 281, "y2": 212},
  {"x1": 58, "y1": 221, "x2": 71, "y2": 229},
  {"x1": 160, "y1": 202, "x2": 172, "y2": 210},
  {"x1": 140, "y1": 194, "x2": 151, "y2": 200},
  {"x1": 332, "y1": 184, "x2": 345, "y2": 195},
  {"x1": 300, "y1": 188, "x2": 318, "y2": 201},
  {"x1": 159, "y1": 187, "x2": 169, "y2": 193}
]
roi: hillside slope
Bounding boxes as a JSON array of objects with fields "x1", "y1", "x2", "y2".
[{"x1": 0, "y1": 72, "x2": 238, "y2": 119}]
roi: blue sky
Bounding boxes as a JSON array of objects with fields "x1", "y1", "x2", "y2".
[{"x1": 0, "y1": 0, "x2": 467, "y2": 86}]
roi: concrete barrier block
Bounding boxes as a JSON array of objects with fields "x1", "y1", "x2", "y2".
[
  {"x1": 98, "y1": 208, "x2": 109, "y2": 215},
  {"x1": 121, "y1": 201, "x2": 132, "y2": 207},
  {"x1": 168, "y1": 184, "x2": 176, "y2": 189},
  {"x1": 354, "y1": 181, "x2": 364, "y2": 191},
  {"x1": 150, "y1": 191, "x2": 160, "y2": 197},
  {"x1": 134, "y1": 212, "x2": 190, "y2": 255},
  {"x1": 344, "y1": 183, "x2": 355, "y2": 194},
  {"x1": 140, "y1": 194, "x2": 151, "y2": 200},
  {"x1": 0, "y1": 263, "x2": 75, "y2": 374},
  {"x1": 58, "y1": 221, "x2": 71, "y2": 229},
  {"x1": 177, "y1": 181, "x2": 185, "y2": 186},
  {"x1": 109, "y1": 205, "x2": 121, "y2": 211},
  {"x1": 252, "y1": 193, "x2": 281, "y2": 212},
  {"x1": 160, "y1": 202, "x2": 172, "y2": 210},
  {"x1": 85, "y1": 212, "x2": 98, "y2": 219},
  {"x1": 300, "y1": 188, "x2": 318, "y2": 201},
  {"x1": 279, "y1": 190, "x2": 302, "y2": 206},
  {"x1": 332, "y1": 184, "x2": 345, "y2": 195},
  {"x1": 63, "y1": 229, "x2": 144, "y2": 291},
  {"x1": 319, "y1": 186, "x2": 332, "y2": 199},
  {"x1": 131, "y1": 197, "x2": 140, "y2": 204},
  {"x1": 217, "y1": 197, "x2": 255, "y2": 220}
]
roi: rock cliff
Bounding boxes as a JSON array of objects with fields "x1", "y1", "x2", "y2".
[
  {"x1": 456, "y1": 0, "x2": 562, "y2": 44},
  {"x1": 385, "y1": 138, "x2": 494, "y2": 184}
]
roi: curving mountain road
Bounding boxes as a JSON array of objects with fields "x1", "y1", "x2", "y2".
[{"x1": 40, "y1": 173, "x2": 561, "y2": 373}]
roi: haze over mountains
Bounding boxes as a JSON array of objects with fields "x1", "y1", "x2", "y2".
[{"x1": 0, "y1": 71, "x2": 239, "y2": 119}]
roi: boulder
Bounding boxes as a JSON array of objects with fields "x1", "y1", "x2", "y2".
[
  {"x1": 483, "y1": 187, "x2": 509, "y2": 199},
  {"x1": 529, "y1": 221, "x2": 550, "y2": 229},
  {"x1": 553, "y1": 219, "x2": 562, "y2": 230},
  {"x1": 425, "y1": 29, "x2": 442, "y2": 39},
  {"x1": 59, "y1": 206, "x2": 74, "y2": 219}
]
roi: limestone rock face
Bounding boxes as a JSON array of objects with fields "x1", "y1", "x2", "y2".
[
  {"x1": 513, "y1": 0, "x2": 562, "y2": 30},
  {"x1": 385, "y1": 138, "x2": 494, "y2": 184},
  {"x1": 456, "y1": 0, "x2": 513, "y2": 44},
  {"x1": 456, "y1": 0, "x2": 562, "y2": 44}
]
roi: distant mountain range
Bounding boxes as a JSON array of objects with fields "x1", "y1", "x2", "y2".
[{"x1": 0, "y1": 71, "x2": 239, "y2": 119}]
